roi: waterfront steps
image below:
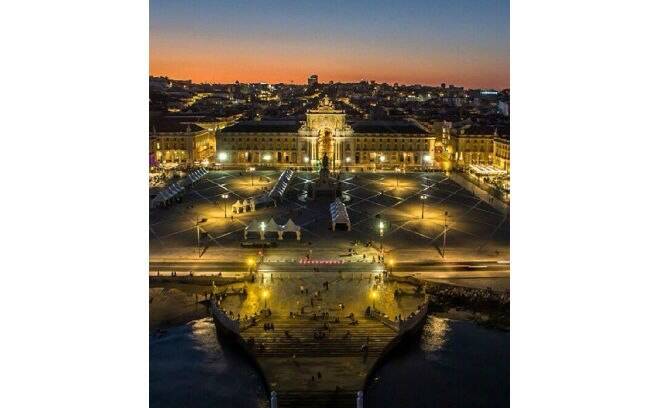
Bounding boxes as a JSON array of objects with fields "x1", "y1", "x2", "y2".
[
  {"x1": 241, "y1": 316, "x2": 395, "y2": 408},
  {"x1": 242, "y1": 316, "x2": 395, "y2": 357},
  {"x1": 275, "y1": 390, "x2": 358, "y2": 408}
]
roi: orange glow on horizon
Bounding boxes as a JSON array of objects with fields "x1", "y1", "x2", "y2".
[{"x1": 150, "y1": 46, "x2": 509, "y2": 89}]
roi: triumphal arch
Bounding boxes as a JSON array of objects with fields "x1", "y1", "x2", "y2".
[{"x1": 299, "y1": 96, "x2": 354, "y2": 167}]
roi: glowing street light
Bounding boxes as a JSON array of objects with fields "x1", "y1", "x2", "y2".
[
  {"x1": 262, "y1": 289, "x2": 270, "y2": 309},
  {"x1": 443, "y1": 211, "x2": 449, "y2": 258},
  {"x1": 370, "y1": 290, "x2": 378, "y2": 309},
  {"x1": 420, "y1": 194, "x2": 427, "y2": 219},
  {"x1": 379, "y1": 155, "x2": 386, "y2": 163},
  {"x1": 194, "y1": 216, "x2": 202, "y2": 258},
  {"x1": 218, "y1": 152, "x2": 227, "y2": 162},
  {"x1": 221, "y1": 193, "x2": 229, "y2": 218},
  {"x1": 248, "y1": 166, "x2": 256, "y2": 186},
  {"x1": 378, "y1": 220, "x2": 385, "y2": 237}
]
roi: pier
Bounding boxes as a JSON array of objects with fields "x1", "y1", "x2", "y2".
[{"x1": 209, "y1": 291, "x2": 430, "y2": 408}]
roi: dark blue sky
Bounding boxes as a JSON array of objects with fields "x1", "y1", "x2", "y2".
[{"x1": 150, "y1": 0, "x2": 509, "y2": 88}]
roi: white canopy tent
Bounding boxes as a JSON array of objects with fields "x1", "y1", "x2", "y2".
[
  {"x1": 468, "y1": 164, "x2": 507, "y2": 177},
  {"x1": 243, "y1": 219, "x2": 262, "y2": 239},
  {"x1": 184, "y1": 168, "x2": 209, "y2": 185},
  {"x1": 232, "y1": 200, "x2": 243, "y2": 213},
  {"x1": 268, "y1": 169, "x2": 294, "y2": 199},
  {"x1": 244, "y1": 198, "x2": 256, "y2": 212},
  {"x1": 280, "y1": 218, "x2": 301, "y2": 240},
  {"x1": 265, "y1": 217, "x2": 280, "y2": 239},
  {"x1": 151, "y1": 182, "x2": 185, "y2": 207},
  {"x1": 241, "y1": 218, "x2": 302, "y2": 241},
  {"x1": 329, "y1": 198, "x2": 351, "y2": 231}
]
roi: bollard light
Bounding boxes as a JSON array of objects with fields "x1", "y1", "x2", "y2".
[
  {"x1": 356, "y1": 391, "x2": 364, "y2": 408},
  {"x1": 270, "y1": 391, "x2": 278, "y2": 408}
]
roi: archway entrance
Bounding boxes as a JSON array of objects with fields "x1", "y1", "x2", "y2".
[{"x1": 317, "y1": 129, "x2": 334, "y2": 162}]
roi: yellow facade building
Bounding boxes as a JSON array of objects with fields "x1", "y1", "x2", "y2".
[
  {"x1": 493, "y1": 135, "x2": 510, "y2": 171},
  {"x1": 214, "y1": 97, "x2": 509, "y2": 173},
  {"x1": 150, "y1": 122, "x2": 216, "y2": 165},
  {"x1": 217, "y1": 97, "x2": 436, "y2": 170}
]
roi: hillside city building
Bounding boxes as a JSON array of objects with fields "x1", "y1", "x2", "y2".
[{"x1": 148, "y1": 77, "x2": 510, "y2": 173}]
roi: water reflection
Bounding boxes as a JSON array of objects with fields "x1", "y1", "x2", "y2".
[
  {"x1": 420, "y1": 316, "x2": 452, "y2": 353},
  {"x1": 366, "y1": 316, "x2": 509, "y2": 408},
  {"x1": 149, "y1": 318, "x2": 268, "y2": 408}
]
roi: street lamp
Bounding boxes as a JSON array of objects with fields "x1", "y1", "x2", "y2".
[
  {"x1": 423, "y1": 154, "x2": 432, "y2": 169},
  {"x1": 420, "y1": 194, "x2": 427, "y2": 219},
  {"x1": 378, "y1": 220, "x2": 385, "y2": 237},
  {"x1": 443, "y1": 211, "x2": 449, "y2": 258},
  {"x1": 388, "y1": 259, "x2": 395, "y2": 272},
  {"x1": 262, "y1": 289, "x2": 269, "y2": 309},
  {"x1": 247, "y1": 258, "x2": 255, "y2": 272},
  {"x1": 371, "y1": 290, "x2": 378, "y2": 310},
  {"x1": 195, "y1": 216, "x2": 202, "y2": 258},
  {"x1": 249, "y1": 166, "x2": 256, "y2": 186},
  {"x1": 221, "y1": 193, "x2": 229, "y2": 218}
]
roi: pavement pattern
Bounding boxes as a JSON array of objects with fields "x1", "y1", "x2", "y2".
[{"x1": 150, "y1": 170, "x2": 509, "y2": 264}]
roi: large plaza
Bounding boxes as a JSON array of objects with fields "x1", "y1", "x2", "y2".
[{"x1": 149, "y1": 170, "x2": 509, "y2": 265}]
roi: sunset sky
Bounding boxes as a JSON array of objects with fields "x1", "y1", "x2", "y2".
[{"x1": 150, "y1": 0, "x2": 509, "y2": 89}]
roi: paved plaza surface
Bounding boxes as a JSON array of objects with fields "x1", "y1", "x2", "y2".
[
  {"x1": 153, "y1": 271, "x2": 427, "y2": 407},
  {"x1": 150, "y1": 170, "x2": 510, "y2": 266}
]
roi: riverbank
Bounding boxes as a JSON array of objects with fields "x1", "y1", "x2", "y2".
[
  {"x1": 366, "y1": 315, "x2": 509, "y2": 408},
  {"x1": 150, "y1": 275, "x2": 508, "y2": 407},
  {"x1": 150, "y1": 317, "x2": 268, "y2": 408}
]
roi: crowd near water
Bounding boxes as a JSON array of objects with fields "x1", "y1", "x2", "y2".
[{"x1": 150, "y1": 284, "x2": 509, "y2": 407}]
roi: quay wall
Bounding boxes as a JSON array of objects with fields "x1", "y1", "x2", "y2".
[
  {"x1": 208, "y1": 299, "x2": 272, "y2": 397},
  {"x1": 363, "y1": 297, "x2": 431, "y2": 396}
]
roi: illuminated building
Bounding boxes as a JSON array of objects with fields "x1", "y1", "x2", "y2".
[
  {"x1": 216, "y1": 96, "x2": 436, "y2": 169},
  {"x1": 450, "y1": 126, "x2": 496, "y2": 167},
  {"x1": 149, "y1": 121, "x2": 216, "y2": 165},
  {"x1": 493, "y1": 134, "x2": 510, "y2": 171}
]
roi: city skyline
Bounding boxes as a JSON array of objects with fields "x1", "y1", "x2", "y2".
[{"x1": 150, "y1": 0, "x2": 509, "y2": 89}]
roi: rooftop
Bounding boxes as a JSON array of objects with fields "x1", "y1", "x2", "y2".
[
  {"x1": 221, "y1": 120, "x2": 301, "y2": 133},
  {"x1": 351, "y1": 120, "x2": 427, "y2": 134},
  {"x1": 150, "y1": 119, "x2": 205, "y2": 133}
]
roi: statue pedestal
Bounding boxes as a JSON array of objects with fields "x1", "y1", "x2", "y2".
[{"x1": 311, "y1": 154, "x2": 338, "y2": 199}]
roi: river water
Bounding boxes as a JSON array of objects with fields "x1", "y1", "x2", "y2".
[
  {"x1": 150, "y1": 315, "x2": 508, "y2": 407},
  {"x1": 149, "y1": 318, "x2": 268, "y2": 408},
  {"x1": 366, "y1": 315, "x2": 510, "y2": 408}
]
